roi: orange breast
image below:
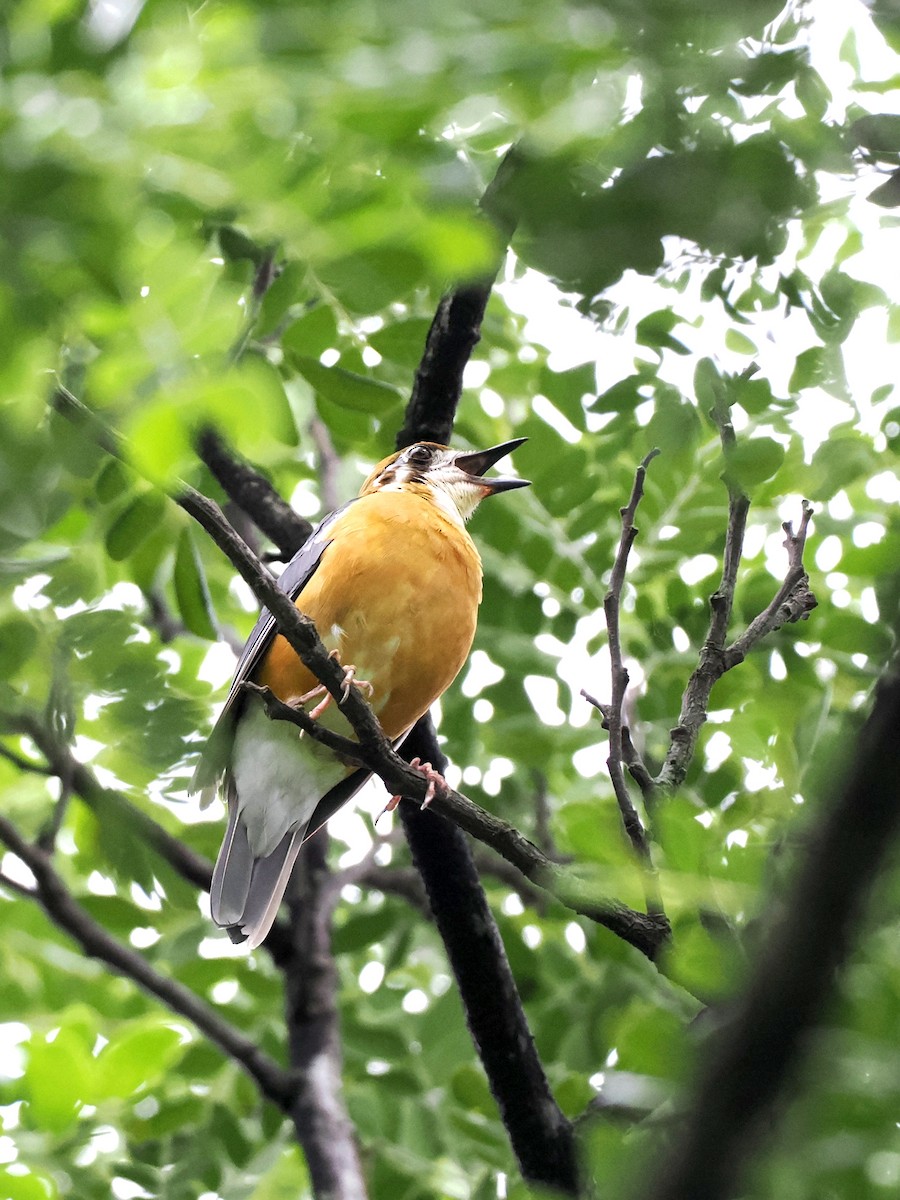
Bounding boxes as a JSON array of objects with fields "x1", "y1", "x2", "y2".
[{"x1": 255, "y1": 490, "x2": 482, "y2": 741}]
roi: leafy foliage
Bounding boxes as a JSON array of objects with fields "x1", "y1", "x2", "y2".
[{"x1": 1, "y1": 2, "x2": 899, "y2": 1199}]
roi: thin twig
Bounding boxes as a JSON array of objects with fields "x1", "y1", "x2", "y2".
[
  {"x1": 194, "y1": 426, "x2": 311, "y2": 560},
  {"x1": 707, "y1": 384, "x2": 750, "y2": 649},
  {"x1": 227, "y1": 247, "x2": 280, "y2": 365},
  {"x1": 0, "y1": 813, "x2": 294, "y2": 1109},
  {"x1": 588, "y1": 450, "x2": 662, "y2": 914},
  {"x1": 657, "y1": 499, "x2": 816, "y2": 791},
  {"x1": 725, "y1": 502, "x2": 816, "y2": 666}
]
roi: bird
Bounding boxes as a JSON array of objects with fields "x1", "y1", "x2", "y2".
[{"x1": 192, "y1": 438, "x2": 530, "y2": 948}]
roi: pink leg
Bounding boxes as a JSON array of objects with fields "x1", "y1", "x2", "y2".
[
  {"x1": 299, "y1": 650, "x2": 373, "y2": 720},
  {"x1": 376, "y1": 756, "x2": 449, "y2": 822}
]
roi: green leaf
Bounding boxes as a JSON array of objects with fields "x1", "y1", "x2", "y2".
[
  {"x1": 289, "y1": 355, "x2": 404, "y2": 412},
  {"x1": 316, "y1": 245, "x2": 425, "y2": 311},
  {"x1": 24, "y1": 1027, "x2": 94, "y2": 1133},
  {"x1": 725, "y1": 436, "x2": 785, "y2": 489},
  {"x1": 0, "y1": 616, "x2": 38, "y2": 679},
  {"x1": 104, "y1": 491, "x2": 168, "y2": 562},
  {"x1": 725, "y1": 328, "x2": 757, "y2": 355},
  {"x1": 94, "y1": 1022, "x2": 186, "y2": 1099},
  {"x1": 95, "y1": 459, "x2": 132, "y2": 504},
  {"x1": 174, "y1": 526, "x2": 218, "y2": 640}
]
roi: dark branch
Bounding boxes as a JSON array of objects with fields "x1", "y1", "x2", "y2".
[
  {"x1": 244, "y1": 683, "x2": 670, "y2": 958},
  {"x1": 396, "y1": 284, "x2": 494, "y2": 450},
  {"x1": 195, "y1": 426, "x2": 311, "y2": 560},
  {"x1": 400, "y1": 720, "x2": 580, "y2": 1195},
  {"x1": 0, "y1": 813, "x2": 294, "y2": 1110},
  {"x1": 644, "y1": 666, "x2": 900, "y2": 1200}
]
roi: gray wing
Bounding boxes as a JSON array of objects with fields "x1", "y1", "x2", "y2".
[{"x1": 190, "y1": 498, "x2": 358, "y2": 792}]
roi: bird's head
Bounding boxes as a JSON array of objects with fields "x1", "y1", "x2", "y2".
[{"x1": 360, "y1": 438, "x2": 530, "y2": 522}]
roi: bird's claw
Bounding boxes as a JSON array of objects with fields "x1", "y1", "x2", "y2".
[
  {"x1": 299, "y1": 651, "x2": 372, "y2": 719},
  {"x1": 376, "y1": 756, "x2": 448, "y2": 823}
]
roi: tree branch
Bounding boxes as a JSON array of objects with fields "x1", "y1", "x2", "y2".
[
  {"x1": 284, "y1": 835, "x2": 368, "y2": 1200},
  {"x1": 707, "y1": 386, "x2": 750, "y2": 650},
  {"x1": 400, "y1": 720, "x2": 580, "y2": 1195},
  {"x1": 0, "y1": 813, "x2": 294, "y2": 1111},
  {"x1": 644, "y1": 665, "x2": 900, "y2": 1200},
  {"x1": 245, "y1": 683, "x2": 669, "y2": 959},
  {"x1": 195, "y1": 426, "x2": 311, "y2": 560},
  {"x1": 656, "y1": 499, "x2": 817, "y2": 792},
  {"x1": 588, "y1": 450, "x2": 662, "y2": 914},
  {"x1": 51, "y1": 387, "x2": 669, "y2": 957},
  {"x1": 0, "y1": 712, "x2": 296, "y2": 967},
  {"x1": 396, "y1": 284, "x2": 495, "y2": 449}
]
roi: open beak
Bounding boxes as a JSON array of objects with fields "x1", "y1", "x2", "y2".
[{"x1": 454, "y1": 437, "x2": 530, "y2": 494}]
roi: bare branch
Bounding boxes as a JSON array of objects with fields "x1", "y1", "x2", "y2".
[
  {"x1": 51, "y1": 385, "x2": 671, "y2": 962},
  {"x1": 657, "y1": 498, "x2": 817, "y2": 792},
  {"x1": 724, "y1": 502, "x2": 816, "y2": 666},
  {"x1": 589, "y1": 450, "x2": 662, "y2": 914},
  {"x1": 396, "y1": 284, "x2": 495, "y2": 450},
  {"x1": 706, "y1": 383, "x2": 750, "y2": 649},
  {"x1": 345, "y1": 863, "x2": 430, "y2": 914},
  {"x1": 0, "y1": 813, "x2": 294, "y2": 1110},
  {"x1": 194, "y1": 426, "x2": 311, "y2": 560}
]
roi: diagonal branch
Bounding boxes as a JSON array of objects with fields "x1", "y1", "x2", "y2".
[
  {"x1": 195, "y1": 426, "x2": 310, "y2": 560},
  {"x1": 0, "y1": 813, "x2": 294, "y2": 1110},
  {"x1": 0, "y1": 711, "x2": 296, "y2": 966},
  {"x1": 243, "y1": 684, "x2": 670, "y2": 959}
]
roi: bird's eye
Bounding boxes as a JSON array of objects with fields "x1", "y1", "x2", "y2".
[{"x1": 408, "y1": 445, "x2": 431, "y2": 465}]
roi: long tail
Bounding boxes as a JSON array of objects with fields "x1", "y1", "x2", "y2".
[
  {"x1": 209, "y1": 782, "x2": 306, "y2": 949},
  {"x1": 209, "y1": 766, "x2": 372, "y2": 949}
]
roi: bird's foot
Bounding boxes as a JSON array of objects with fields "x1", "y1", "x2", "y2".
[
  {"x1": 299, "y1": 650, "x2": 373, "y2": 720},
  {"x1": 376, "y1": 757, "x2": 448, "y2": 823},
  {"x1": 409, "y1": 757, "x2": 447, "y2": 808}
]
